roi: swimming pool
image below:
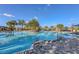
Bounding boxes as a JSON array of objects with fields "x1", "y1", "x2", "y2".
[{"x1": 0, "y1": 31, "x2": 77, "y2": 54}]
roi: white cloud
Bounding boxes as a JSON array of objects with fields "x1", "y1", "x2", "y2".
[
  {"x1": 0, "y1": 13, "x2": 15, "y2": 18},
  {"x1": 3, "y1": 13, "x2": 15, "y2": 17},
  {"x1": 33, "y1": 16, "x2": 38, "y2": 19}
]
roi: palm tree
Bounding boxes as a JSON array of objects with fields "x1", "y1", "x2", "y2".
[
  {"x1": 6, "y1": 20, "x2": 17, "y2": 31},
  {"x1": 28, "y1": 18, "x2": 40, "y2": 31},
  {"x1": 25, "y1": 23, "x2": 30, "y2": 30},
  {"x1": 18, "y1": 20, "x2": 25, "y2": 30},
  {"x1": 6, "y1": 20, "x2": 17, "y2": 35},
  {"x1": 56, "y1": 24, "x2": 64, "y2": 32},
  {"x1": 56, "y1": 24, "x2": 64, "y2": 40}
]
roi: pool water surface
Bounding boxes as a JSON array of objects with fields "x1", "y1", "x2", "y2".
[{"x1": 0, "y1": 31, "x2": 77, "y2": 54}]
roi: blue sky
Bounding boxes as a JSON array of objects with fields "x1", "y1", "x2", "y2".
[{"x1": 0, "y1": 4, "x2": 79, "y2": 27}]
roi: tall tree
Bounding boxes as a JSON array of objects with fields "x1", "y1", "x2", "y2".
[
  {"x1": 25, "y1": 23, "x2": 30, "y2": 30},
  {"x1": 28, "y1": 18, "x2": 40, "y2": 31},
  {"x1": 56, "y1": 24, "x2": 64, "y2": 32},
  {"x1": 6, "y1": 20, "x2": 17, "y2": 31},
  {"x1": 18, "y1": 20, "x2": 25, "y2": 29}
]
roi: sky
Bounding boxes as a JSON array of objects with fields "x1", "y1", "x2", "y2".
[{"x1": 0, "y1": 4, "x2": 79, "y2": 27}]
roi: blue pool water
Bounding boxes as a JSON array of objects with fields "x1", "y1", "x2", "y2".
[{"x1": 0, "y1": 31, "x2": 76, "y2": 54}]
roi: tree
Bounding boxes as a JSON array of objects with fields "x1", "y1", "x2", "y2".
[
  {"x1": 18, "y1": 20, "x2": 25, "y2": 29},
  {"x1": 25, "y1": 23, "x2": 30, "y2": 30},
  {"x1": 6, "y1": 20, "x2": 17, "y2": 31},
  {"x1": 28, "y1": 18, "x2": 40, "y2": 31},
  {"x1": 56, "y1": 24, "x2": 64, "y2": 32}
]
